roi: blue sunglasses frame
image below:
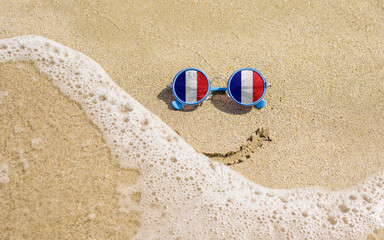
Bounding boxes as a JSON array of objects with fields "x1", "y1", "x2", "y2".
[{"x1": 170, "y1": 68, "x2": 268, "y2": 110}]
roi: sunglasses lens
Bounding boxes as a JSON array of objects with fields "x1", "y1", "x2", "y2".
[
  {"x1": 173, "y1": 69, "x2": 210, "y2": 104},
  {"x1": 228, "y1": 69, "x2": 265, "y2": 105}
]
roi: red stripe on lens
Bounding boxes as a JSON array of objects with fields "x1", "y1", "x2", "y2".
[
  {"x1": 253, "y1": 71, "x2": 264, "y2": 102},
  {"x1": 196, "y1": 71, "x2": 208, "y2": 101}
]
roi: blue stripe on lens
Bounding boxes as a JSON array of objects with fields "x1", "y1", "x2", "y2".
[
  {"x1": 174, "y1": 71, "x2": 186, "y2": 102},
  {"x1": 230, "y1": 71, "x2": 242, "y2": 103}
]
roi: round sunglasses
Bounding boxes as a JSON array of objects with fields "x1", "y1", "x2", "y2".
[{"x1": 169, "y1": 68, "x2": 269, "y2": 110}]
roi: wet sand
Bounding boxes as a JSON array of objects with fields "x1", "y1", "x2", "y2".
[
  {"x1": 0, "y1": 63, "x2": 139, "y2": 238},
  {"x1": 1, "y1": 0, "x2": 383, "y2": 238}
]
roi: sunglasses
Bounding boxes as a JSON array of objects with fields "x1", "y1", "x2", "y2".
[{"x1": 169, "y1": 68, "x2": 269, "y2": 110}]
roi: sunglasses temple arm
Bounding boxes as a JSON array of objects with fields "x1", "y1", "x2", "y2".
[
  {"x1": 172, "y1": 100, "x2": 184, "y2": 110},
  {"x1": 210, "y1": 87, "x2": 227, "y2": 92}
]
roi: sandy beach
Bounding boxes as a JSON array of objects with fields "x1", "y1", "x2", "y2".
[{"x1": 1, "y1": 0, "x2": 383, "y2": 239}]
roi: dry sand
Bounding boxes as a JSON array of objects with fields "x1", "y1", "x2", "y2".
[{"x1": 0, "y1": 0, "x2": 383, "y2": 238}]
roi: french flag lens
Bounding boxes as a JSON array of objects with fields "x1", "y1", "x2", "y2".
[
  {"x1": 174, "y1": 70, "x2": 209, "y2": 104},
  {"x1": 229, "y1": 70, "x2": 264, "y2": 104}
]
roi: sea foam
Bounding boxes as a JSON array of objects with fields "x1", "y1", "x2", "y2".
[
  {"x1": 0, "y1": 90, "x2": 9, "y2": 103},
  {"x1": 0, "y1": 35, "x2": 383, "y2": 239},
  {"x1": 0, "y1": 163, "x2": 9, "y2": 183}
]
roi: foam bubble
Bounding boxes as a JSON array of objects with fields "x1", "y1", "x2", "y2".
[
  {"x1": 0, "y1": 35, "x2": 383, "y2": 239},
  {"x1": 0, "y1": 163, "x2": 9, "y2": 183},
  {"x1": 13, "y1": 123, "x2": 25, "y2": 133},
  {"x1": 0, "y1": 90, "x2": 9, "y2": 103},
  {"x1": 18, "y1": 149, "x2": 29, "y2": 170},
  {"x1": 31, "y1": 138, "x2": 43, "y2": 149},
  {"x1": 87, "y1": 213, "x2": 96, "y2": 220}
]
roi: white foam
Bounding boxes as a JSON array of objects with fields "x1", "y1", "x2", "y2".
[
  {"x1": 18, "y1": 149, "x2": 29, "y2": 170},
  {"x1": 87, "y1": 213, "x2": 96, "y2": 220},
  {"x1": 13, "y1": 123, "x2": 25, "y2": 133},
  {"x1": 0, "y1": 35, "x2": 383, "y2": 239},
  {"x1": 31, "y1": 138, "x2": 43, "y2": 149},
  {"x1": 0, "y1": 90, "x2": 9, "y2": 103},
  {"x1": 0, "y1": 163, "x2": 9, "y2": 183}
]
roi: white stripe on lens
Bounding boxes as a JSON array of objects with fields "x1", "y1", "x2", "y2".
[
  {"x1": 241, "y1": 70, "x2": 254, "y2": 104},
  {"x1": 185, "y1": 70, "x2": 197, "y2": 103}
]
